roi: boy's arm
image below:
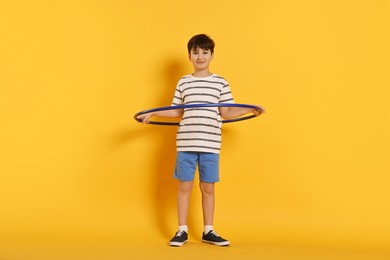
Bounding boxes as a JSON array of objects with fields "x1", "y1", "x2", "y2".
[
  {"x1": 137, "y1": 108, "x2": 184, "y2": 124},
  {"x1": 219, "y1": 106, "x2": 264, "y2": 119}
]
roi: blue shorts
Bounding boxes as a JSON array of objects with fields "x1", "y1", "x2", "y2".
[{"x1": 174, "y1": 152, "x2": 220, "y2": 183}]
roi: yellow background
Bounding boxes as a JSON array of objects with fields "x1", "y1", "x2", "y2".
[{"x1": 1, "y1": 0, "x2": 389, "y2": 259}]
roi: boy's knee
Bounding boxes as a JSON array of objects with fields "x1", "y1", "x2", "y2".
[
  {"x1": 178, "y1": 181, "x2": 194, "y2": 193},
  {"x1": 200, "y1": 182, "x2": 215, "y2": 196}
]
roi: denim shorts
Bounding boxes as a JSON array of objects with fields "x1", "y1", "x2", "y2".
[{"x1": 174, "y1": 152, "x2": 220, "y2": 183}]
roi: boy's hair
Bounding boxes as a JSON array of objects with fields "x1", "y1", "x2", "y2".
[{"x1": 187, "y1": 34, "x2": 215, "y2": 54}]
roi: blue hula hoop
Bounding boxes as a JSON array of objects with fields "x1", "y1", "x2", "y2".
[{"x1": 134, "y1": 103, "x2": 263, "y2": 126}]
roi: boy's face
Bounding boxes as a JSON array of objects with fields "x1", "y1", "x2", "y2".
[{"x1": 189, "y1": 47, "x2": 214, "y2": 72}]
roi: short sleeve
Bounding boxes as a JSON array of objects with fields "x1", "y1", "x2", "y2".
[
  {"x1": 219, "y1": 81, "x2": 234, "y2": 103},
  {"x1": 171, "y1": 81, "x2": 183, "y2": 106}
]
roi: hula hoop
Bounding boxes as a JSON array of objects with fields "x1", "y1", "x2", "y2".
[{"x1": 134, "y1": 103, "x2": 263, "y2": 126}]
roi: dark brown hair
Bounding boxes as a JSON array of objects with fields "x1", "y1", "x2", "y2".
[{"x1": 187, "y1": 34, "x2": 215, "y2": 54}]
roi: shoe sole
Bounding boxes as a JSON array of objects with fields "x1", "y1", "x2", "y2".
[
  {"x1": 202, "y1": 239, "x2": 230, "y2": 246},
  {"x1": 169, "y1": 240, "x2": 188, "y2": 247}
]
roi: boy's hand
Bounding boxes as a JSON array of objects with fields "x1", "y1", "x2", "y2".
[
  {"x1": 253, "y1": 106, "x2": 265, "y2": 116},
  {"x1": 137, "y1": 112, "x2": 153, "y2": 124}
]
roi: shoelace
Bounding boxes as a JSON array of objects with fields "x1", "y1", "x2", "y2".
[
  {"x1": 209, "y1": 230, "x2": 220, "y2": 237},
  {"x1": 176, "y1": 230, "x2": 186, "y2": 237}
]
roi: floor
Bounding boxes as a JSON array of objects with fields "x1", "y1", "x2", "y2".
[{"x1": 1, "y1": 237, "x2": 389, "y2": 260}]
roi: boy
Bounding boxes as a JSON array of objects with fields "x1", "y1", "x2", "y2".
[{"x1": 138, "y1": 34, "x2": 262, "y2": 246}]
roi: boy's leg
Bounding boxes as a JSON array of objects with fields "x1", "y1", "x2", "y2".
[
  {"x1": 198, "y1": 153, "x2": 230, "y2": 246},
  {"x1": 170, "y1": 180, "x2": 193, "y2": 247},
  {"x1": 177, "y1": 180, "x2": 194, "y2": 226},
  {"x1": 198, "y1": 153, "x2": 219, "y2": 226},
  {"x1": 199, "y1": 181, "x2": 215, "y2": 226},
  {"x1": 174, "y1": 152, "x2": 197, "y2": 226},
  {"x1": 171, "y1": 152, "x2": 197, "y2": 247}
]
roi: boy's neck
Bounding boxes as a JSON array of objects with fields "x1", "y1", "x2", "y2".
[{"x1": 192, "y1": 70, "x2": 212, "y2": 78}]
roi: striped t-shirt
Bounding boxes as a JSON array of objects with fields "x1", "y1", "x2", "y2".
[{"x1": 171, "y1": 74, "x2": 234, "y2": 154}]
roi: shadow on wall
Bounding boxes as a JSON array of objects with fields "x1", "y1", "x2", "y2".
[{"x1": 150, "y1": 59, "x2": 198, "y2": 239}]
